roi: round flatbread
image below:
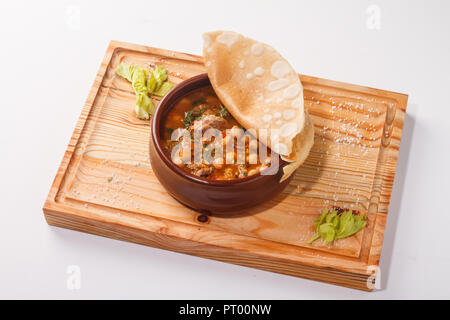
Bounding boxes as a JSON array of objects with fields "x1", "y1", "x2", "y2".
[
  {"x1": 202, "y1": 31, "x2": 314, "y2": 181},
  {"x1": 280, "y1": 111, "x2": 314, "y2": 182}
]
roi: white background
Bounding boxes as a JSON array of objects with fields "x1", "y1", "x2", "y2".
[{"x1": 1, "y1": 0, "x2": 449, "y2": 299}]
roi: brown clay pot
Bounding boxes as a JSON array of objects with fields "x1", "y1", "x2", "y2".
[{"x1": 149, "y1": 73, "x2": 293, "y2": 214}]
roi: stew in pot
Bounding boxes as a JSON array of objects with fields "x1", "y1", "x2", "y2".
[{"x1": 161, "y1": 86, "x2": 272, "y2": 180}]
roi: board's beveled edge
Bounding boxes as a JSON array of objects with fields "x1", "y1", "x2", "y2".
[
  {"x1": 44, "y1": 41, "x2": 119, "y2": 208},
  {"x1": 300, "y1": 74, "x2": 409, "y2": 111},
  {"x1": 110, "y1": 40, "x2": 204, "y2": 64},
  {"x1": 43, "y1": 204, "x2": 373, "y2": 292},
  {"x1": 43, "y1": 40, "x2": 408, "y2": 291},
  {"x1": 363, "y1": 93, "x2": 408, "y2": 267},
  {"x1": 44, "y1": 198, "x2": 371, "y2": 274}
]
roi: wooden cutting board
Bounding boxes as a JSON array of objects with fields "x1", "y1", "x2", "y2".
[{"x1": 43, "y1": 40, "x2": 407, "y2": 291}]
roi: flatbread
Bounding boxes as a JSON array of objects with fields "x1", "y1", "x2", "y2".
[
  {"x1": 280, "y1": 111, "x2": 314, "y2": 182},
  {"x1": 202, "y1": 31, "x2": 314, "y2": 181}
]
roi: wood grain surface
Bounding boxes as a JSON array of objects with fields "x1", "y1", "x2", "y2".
[{"x1": 43, "y1": 41, "x2": 407, "y2": 291}]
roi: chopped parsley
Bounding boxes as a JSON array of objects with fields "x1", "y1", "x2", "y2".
[
  {"x1": 218, "y1": 105, "x2": 230, "y2": 118},
  {"x1": 183, "y1": 106, "x2": 206, "y2": 128},
  {"x1": 183, "y1": 110, "x2": 196, "y2": 128}
]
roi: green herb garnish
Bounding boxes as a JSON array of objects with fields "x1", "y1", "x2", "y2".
[
  {"x1": 183, "y1": 110, "x2": 195, "y2": 128},
  {"x1": 308, "y1": 208, "x2": 367, "y2": 244},
  {"x1": 218, "y1": 105, "x2": 230, "y2": 118},
  {"x1": 183, "y1": 106, "x2": 206, "y2": 128}
]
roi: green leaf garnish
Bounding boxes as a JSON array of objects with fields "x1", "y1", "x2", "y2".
[
  {"x1": 153, "y1": 66, "x2": 167, "y2": 91},
  {"x1": 135, "y1": 93, "x2": 154, "y2": 120},
  {"x1": 116, "y1": 62, "x2": 174, "y2": 120},
  {"x1": 147, "y1": 72, "x2": 157, "y2": 93},
  {"x1": 153, "y1": 81, "x2": 174, "y2": 97},
  {"x1": 116, "y1": 62, "x2": 135, "y2": 82},
  {"x1": 308, "y1": 208, "x2": 367, "y2": 244}
]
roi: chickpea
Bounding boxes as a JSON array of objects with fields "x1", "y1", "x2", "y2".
[
  {"x1": 224, "y1": 134, "x2": 233, "y2": 146},
  {"x1": 231, "y1": 126, "x2": 243, "y2": 139},
  {"x1": 181, "y1": 148, "x2": 191, "y2": 162},
  {"x1": 169, "y1": 113, "x2": 182, "y2": 123},
  {"x1": 213, "y1": 157, "x2": 224, "y2": 169},
  {"x1": 172, "y1": 156, "x2": 183, "y2": 167},
  {"x1": 249, "y1": 139, "x2": 258, "y2": 152},
  {"x1": 224, "y1": 167, "x2": 233, "y2": 178},
  {"x1": 177, "y1": 97, "x2": 191, "y2": 108},
  {"x1": 248, "y1": 152, "x2": 258, "y2": 164},
  {"x1": 237, "y1": 153, "x2": 246, "y2": 164},
  {"x1": 225, "y1": 152, "x2": 234, "y2": 164},
  {"x1": 210, "y1": 140, "x2": 221, "y2": 150}
]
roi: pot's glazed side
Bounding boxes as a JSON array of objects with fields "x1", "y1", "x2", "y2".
[{"x1": 149, "y1": 73, "x2": 294, "y2": 214}]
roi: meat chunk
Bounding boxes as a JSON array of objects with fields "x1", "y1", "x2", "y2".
[
  {"x1": 192, "y1": 115, "x2": 227, "y2": 133},
  {"x1": 195, "y1": 166, "x2": 215, "y2": 178},
  {"x1": 186, "y1": 162, "x2": 215, "y2": 178}
]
